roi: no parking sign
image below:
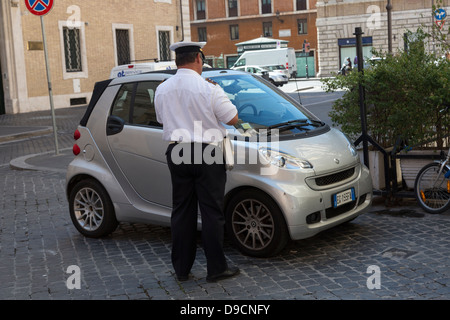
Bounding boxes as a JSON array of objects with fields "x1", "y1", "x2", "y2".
[
  {"x1": 24, "y1": 0, "x2": 59, "y2": 154},
  {"x1": 25, "y1": 0, "x2": 54, "y2": 16}
]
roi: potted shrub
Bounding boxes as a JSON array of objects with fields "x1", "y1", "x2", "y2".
[{"x1": 321, "y1": 27, "x2": 450, "y2": 190}]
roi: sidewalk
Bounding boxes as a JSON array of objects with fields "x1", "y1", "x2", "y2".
[
  {"x1": 283, "y1": 78, "x2": 324, "y2": 93},
  {"x1": 9, "y1": 148, "x2": 74, "y2": 173},
  {"x1": 0, "y1": 105, "x2": 86, "y2": 169},
  {"x1": 0, "y1": 125, "x2": 53, "y2": 143}
]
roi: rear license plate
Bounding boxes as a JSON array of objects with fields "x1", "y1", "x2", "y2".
[{"x1": 333, "y1": 188, "x2": 355, "y2": 208}]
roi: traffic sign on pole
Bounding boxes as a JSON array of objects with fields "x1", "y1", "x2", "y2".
[
  {"x1": 435, "y1": 8, "x2": 447, "y2": 31},
  {"x1": 25, "y1": 0, "x2": 54, "y2": 16},
  {"x1": 24, "y1": 0, "x2": 59, "y2": 155}
]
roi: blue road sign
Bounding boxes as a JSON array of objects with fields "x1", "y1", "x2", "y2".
[{"x1": 435, "y1": 8, "x2": 447, "y2": 21}]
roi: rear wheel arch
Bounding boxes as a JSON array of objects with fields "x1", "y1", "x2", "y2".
[{"x1": 67, "y1": 176, "x2": 118, "y2": 238}]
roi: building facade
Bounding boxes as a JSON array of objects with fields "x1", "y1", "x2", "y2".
[
  {"x1": 189, "y1": 0, "x2": 318, "y2": 77},
  {"x1": 316, "y1": 0, "x2": 450, "y2": 76},
  {"x1": 0, "y1": 0, "x2": 191, "y2": 115}
]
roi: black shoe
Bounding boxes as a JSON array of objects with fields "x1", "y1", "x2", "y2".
[
  {"x1": 176, "y1": 273, "x2": 192, "y2": 282},
  {"x1": 206, "y1": 267, "x2": 240, "y2": 283},
  {"x1": 177, "y1": 275, "x2": 189, "y2": 281}
]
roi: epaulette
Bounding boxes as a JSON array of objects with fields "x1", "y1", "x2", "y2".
[{"x1": 205, "y1": 78, "x2": 218, "y2": 86}]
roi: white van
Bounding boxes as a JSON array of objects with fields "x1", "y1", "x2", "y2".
[
  {"x1": 232, "y1": 48, "x2": 297, "y2": 77},
  {"x1": 110, "y1": 61, "x2": 176, "y2": 79}
]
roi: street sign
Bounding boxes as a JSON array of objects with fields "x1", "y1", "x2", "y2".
[
  {"x1": 25, "y1": 0, "x2": 54, "y2": 16},
  {"x1": 24, "y1": 0, "x2": 59, "y2": 155},
  {"x1": 435, "y1": 8, "x2": 447, "y2": 31},
  {"x1": 435, "y1": 8, "x2": 447, "y2": 21}
]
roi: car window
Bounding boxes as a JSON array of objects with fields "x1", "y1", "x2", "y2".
[
  {"x1": 211, "y1": 74, "x2": 315, "y2": 131},
  {"x1": 110, "y1": 81, "x2": 161, "y2": 127},
  {"x1": 235, "y1": 58, "x2": 246, "y2": 67},
  {"x1": 111, "y1": 83, "x2": 134, "y2": 122},
  {"x1": 132, "y1": 81, "x2": 161, "y2": 127}
]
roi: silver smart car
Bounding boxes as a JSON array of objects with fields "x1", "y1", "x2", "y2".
[{"x1": 66, "y1": 69, "x2": 372, "y2": 257}]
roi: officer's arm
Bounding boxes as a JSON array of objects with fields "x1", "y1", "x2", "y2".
[{"x1": 227, "y1": 113, "x2": 239, "y2": 126}]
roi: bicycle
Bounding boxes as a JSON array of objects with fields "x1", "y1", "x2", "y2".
[{"x1": 414, "y1": 105, "x2": 450, "y2": 214}]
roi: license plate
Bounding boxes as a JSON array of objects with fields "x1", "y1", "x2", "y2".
[{"x1": 333, "y1": 188, "x2": 355, "y2": 208}]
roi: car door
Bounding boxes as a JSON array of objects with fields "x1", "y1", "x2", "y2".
[{"x1": 106, "y1": 80, "x2": 172, "y2": 207}]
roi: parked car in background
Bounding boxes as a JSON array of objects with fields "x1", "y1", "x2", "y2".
[
  {"x1": 231, "y1": 65, "x2": 288, "y2": 87},
  {"x1": 263, "y1": 64, "x2": 290, "y2": 78},
  {"x1": 232, "y1": 48, "x2": 297, "y2": 77},
  {"x1": 66, "y1": 68, "x2": 373, "y2": 258}
]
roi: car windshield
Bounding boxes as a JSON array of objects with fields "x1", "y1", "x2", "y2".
[{"x1": 210, "y1": 73, "x2": 323, "y2": 136}]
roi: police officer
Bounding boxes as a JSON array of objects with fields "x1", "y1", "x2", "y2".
[{"x1": 155, "y1": 42, "x2": 239, "y2": 282}]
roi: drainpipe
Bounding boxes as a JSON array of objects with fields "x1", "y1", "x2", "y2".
[
  {"x1": 180, "y1": 0, "x2": 184, "y2": 41},
  {"x1": 386, "y1": 0, "x2": 392, "y2": 53}
]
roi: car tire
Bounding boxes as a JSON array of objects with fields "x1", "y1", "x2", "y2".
[
  {"x1": 69, "y1": 179, "x2": 118, "y2": 238},
  {"x1": 225, "y1": 189, "x2": 289, "y2": 257}
]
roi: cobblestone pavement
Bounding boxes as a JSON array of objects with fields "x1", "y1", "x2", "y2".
[{"x1": 1, "y1": 106, "x2": 450, "y2": 301}]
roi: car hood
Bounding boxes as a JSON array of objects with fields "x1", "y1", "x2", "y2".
[{"x1": 274, "y1": 128, "x2": 359, "y2": 175}]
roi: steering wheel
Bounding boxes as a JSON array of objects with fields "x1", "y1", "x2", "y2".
[{"x1": 238, "y1": 103, "x2": 258, "y2": 116}]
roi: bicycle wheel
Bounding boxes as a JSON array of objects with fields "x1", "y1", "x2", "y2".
[{"x1": 414, "y1": 162, "x2": 450, "y2": 214}]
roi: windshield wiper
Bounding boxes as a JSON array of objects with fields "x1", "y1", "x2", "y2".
[
  {"x1": 266, "y1": 119, "x2": 323, "y2": 131},
  {"x1": 266, "y1": 119, "x2": 308, "y2": 130}
]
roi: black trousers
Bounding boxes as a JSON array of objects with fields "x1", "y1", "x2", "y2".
[{"x1": 166, "y1": 143, "x2": 228, "y2": 277}]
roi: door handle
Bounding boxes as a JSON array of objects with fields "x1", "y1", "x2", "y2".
[{"x1": 107, "y1": 115, "x2": 125, "y2": 136}]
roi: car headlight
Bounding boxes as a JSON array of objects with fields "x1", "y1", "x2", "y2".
[
  {"x1": 259, "y1": 147, "x2": 313, "y2": 169},
  {"x1": 348, "y1": 143, "x2": 358, "y2": 157},
  {"x1": 343, "y1": 133, "x2": 358, "y2": 158}
]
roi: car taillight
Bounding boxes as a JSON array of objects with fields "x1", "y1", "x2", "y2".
[
  {"x1": 74, "y1": 129, "x2": 81, "y2": 140},
  {"x1": 73, "y1": 144, "x2": 81, "y2": 156},
  {"x1": 73, "y1": 129, "x2": 81, "y2": 155}
]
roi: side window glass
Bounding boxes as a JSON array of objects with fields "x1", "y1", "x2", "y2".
[
  {"x1": 132, "y1": 81, "x2": 161, "y2": 127},
  {"x1": 111, "y1": 83, "x2": 135, "y2": 122}
]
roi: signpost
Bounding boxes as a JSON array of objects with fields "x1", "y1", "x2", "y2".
[
  {"x1": 24, "y1": 0, "x2": 59, "y2": 155},
  {"x1": 435, "y1": 8, "x2": 447, "y2": 31}
]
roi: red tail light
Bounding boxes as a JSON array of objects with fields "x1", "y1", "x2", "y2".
[
  {"x1": 73, "y1": 144, "x2": 81, "y2": 156},
  {"x1": 74, "y1": 129, "x2": 81, "y2": 140}
]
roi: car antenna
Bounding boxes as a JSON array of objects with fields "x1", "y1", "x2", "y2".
[{"x1": 294, "y1": 77, "x2": 303, "y2": 105}]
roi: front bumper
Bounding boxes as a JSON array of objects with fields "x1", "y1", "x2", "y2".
[{"x1": 281, "y1": 164, "x2": 373, "y2": 240}]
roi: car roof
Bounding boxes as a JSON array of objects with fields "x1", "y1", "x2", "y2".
[
  {"x1": 236, "y1": 65, "x2": 267, "y2": 69},
  {"x1": 81, "y1": 68, "x2": 251, "y2": 127},
  {"x1": 109, "y1": 68, "x2": 247, "y2": 86}
]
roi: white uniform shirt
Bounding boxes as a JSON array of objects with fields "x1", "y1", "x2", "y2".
[{"x1": 155, "y1": 69, "x2": 237, "y2": 144}]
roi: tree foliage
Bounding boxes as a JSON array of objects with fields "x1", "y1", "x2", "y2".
[{"x1": 322, "y1": 27, "x2": 450, "y2": 150}]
